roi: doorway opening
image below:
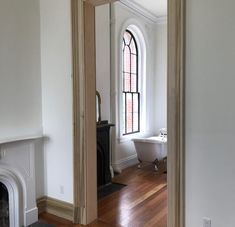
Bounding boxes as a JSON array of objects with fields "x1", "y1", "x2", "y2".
[
  {"x1": 71, "y1": 0, "x2": 185, "y2": 226},
  {"x1": 95, "y1": 1, "x2": 168, "y2": 226}
]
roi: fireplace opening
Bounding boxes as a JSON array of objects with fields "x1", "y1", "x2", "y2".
[{"x1": 0, "y1": 182, "x2": 9, "y2": 227}]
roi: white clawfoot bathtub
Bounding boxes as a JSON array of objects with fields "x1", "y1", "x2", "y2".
[{"x1": 132, "y1": 136, "x2": 167, "y2": 170}]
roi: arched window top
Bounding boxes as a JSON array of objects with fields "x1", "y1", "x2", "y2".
[
  {"x1": 123, "y1": 30, "x2": 138, "y2": 55},
  {"x1": 122, "y1": 30, "x2": 138, "y2": 93},
  {"x1": 122, "y1": 29, "x2": 140, "y2": 135}
]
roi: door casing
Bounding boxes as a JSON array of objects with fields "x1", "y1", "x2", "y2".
[{"x1": 71, "y1": 0, "x2": 185, "y2": 226}]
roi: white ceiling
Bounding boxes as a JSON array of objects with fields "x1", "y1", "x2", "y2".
[{"x1": 132, "y1": 0, "x2": 167, "y2": 17}]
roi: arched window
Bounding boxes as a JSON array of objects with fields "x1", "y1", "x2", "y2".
[{"x1": 122, "y1": 30, "x2": 140, "y2": 135}]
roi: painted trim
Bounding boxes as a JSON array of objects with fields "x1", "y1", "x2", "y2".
[
  {"x1": 119, "y1": 0, "x2": 159, "y2": 23},
  {"x1": 0, "y1": 174, "x2": 22, "y2": 226},
  {"x1": 0, "y1": 135, "x2": 43, "y2": 145},
  {"x1": 87, "y1": 0, "x2": 117, "y2": 6},
  {"x1": 37, "y1": 196, "x2": 74, "y2": 221},
  {"x1": 156, "y1": 16, "x2": 167, "y2": 25},
  {"x1": 112, "y1": 154, "x2": 138, "y2": 173},
  {"x1": 25, "y1": 207, "x2": 38, "y2": 227},
  {"x1": 0, "y1": 163, "x2": 33, "y2": 226}
]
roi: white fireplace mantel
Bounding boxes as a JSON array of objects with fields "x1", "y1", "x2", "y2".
[
  {"x1": 0, "y1": 134, "x2": 43, "y2": 145},
  {"x1": 0, "y1": 135, "x2": 42, "y2": 226}
]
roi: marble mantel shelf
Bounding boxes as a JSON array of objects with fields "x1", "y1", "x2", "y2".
[{"x1": 0, "y1": 134, "x2": 43, "y2": 145}]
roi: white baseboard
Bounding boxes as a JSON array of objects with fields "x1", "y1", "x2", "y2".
[
  {"x1": 112, "y1": 154, "x2": 138, "y2": 173},
  {"x1": 25, "y1": 207, "x2": 38, "y2": 226},
  {"x1": 37, "y1": 196, "x2": 74, "y2": 221}
]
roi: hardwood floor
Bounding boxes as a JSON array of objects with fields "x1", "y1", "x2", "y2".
[{"x1": 39, "y1": 164, "x2": 167, "y2": 227}]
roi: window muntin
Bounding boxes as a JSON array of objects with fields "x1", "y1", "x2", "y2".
[{"x1": 122, "y1": 30, "x2": 140, "y2": 135}]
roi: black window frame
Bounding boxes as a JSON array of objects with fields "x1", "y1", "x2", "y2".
[{"x1": 122, "y1": 29, "x2": 140, "y2": 135}]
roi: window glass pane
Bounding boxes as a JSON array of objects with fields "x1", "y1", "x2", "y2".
[
  {"x1": 127, "y1": 113, "x2": 132, "y2": 133},
  {"x1": 124, "y1": 73, "x2": 131, "y2": 92},
  {"x1": 123, "y1": 46, "x2": 131, "y2": 73},
  {"x1": 131, "y1": 74, "x2": 137, "y2": 92},
  {"x1": 127, "y1": 93, "x2": 133, "y2": 115},
  {"x1": 126, "y1": 93, "x2": 133, "y2": 133},
  {"x1": 133, "y1": 94, "x2": 139, "y2": 132},
  {"x1": 124, "y1": 31, "x2": 131, "y2": 45},
  {"x1": 133, "y1": 94, "x2": 139, "y2": 113},
  {"x1": 123, "y1": 93, "x2": 126, "y2": 134},
  {"x1": 131, "y1": 54, "x2": 137, "y2": 74},
  {"x1": 123, "y1": 113, "x2": 126, "y2": 133},
  {"x1": 129, "y1": 38, "x2": 137, "y2": 54}
]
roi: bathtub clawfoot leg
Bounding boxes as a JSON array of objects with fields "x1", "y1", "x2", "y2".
[
  {"x1": 138, "y1": 159, "x2": 142, "y2": 169},
  {"x1": 153, "y1": 159, "x2": 160, "y2": 171}
]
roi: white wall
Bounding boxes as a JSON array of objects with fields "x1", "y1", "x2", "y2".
[
  {"x1": 185, "y1": 0, "x2": 235, "y2": 226},
  {"x1": 40, "y1": 0, "x2": 73, "y2": 203},
  {"x1": 0, "y1": 0, "x2": 45, "y2": 201},
  {"x1": 96, "y1": 5, "x2": 111, "y2": 122},
  {"x1": 0, "y1": 0, "x2": 73, "y2": 204},
  {"x1": 0, "y1": 0, "x2": 42, "y2": 140},
  {"x1": 110, "y1": 2, "x2": 163, "y2": 171},
  {"x1": 154, "y1": 22, "x2": 167, "y2": 131}
]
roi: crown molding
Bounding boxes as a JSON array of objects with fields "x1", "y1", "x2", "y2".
[
  {"x1": 156, "y1": 15, "x2": 167, "y2": 25},
  {"x1": 86, "y1": 0, "x2": 117, "y2": 6},
  {"x1": 119, "y1": 0, "x2": 167, "y2": 24}
]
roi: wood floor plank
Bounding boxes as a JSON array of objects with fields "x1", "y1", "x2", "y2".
[
  {"x1": 125, "y1": 183, "x2": 166, "y2": 209},
  {"x1": 39, "y1": 164, "x2": 167, "y2": 227},
  {"x1": 144, "y1": 206, "x2": 167, "y2": 227}
]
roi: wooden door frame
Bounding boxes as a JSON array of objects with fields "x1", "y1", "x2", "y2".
[{"x1": 71, "y1": 0, "x2": 185, "y2": 226}]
